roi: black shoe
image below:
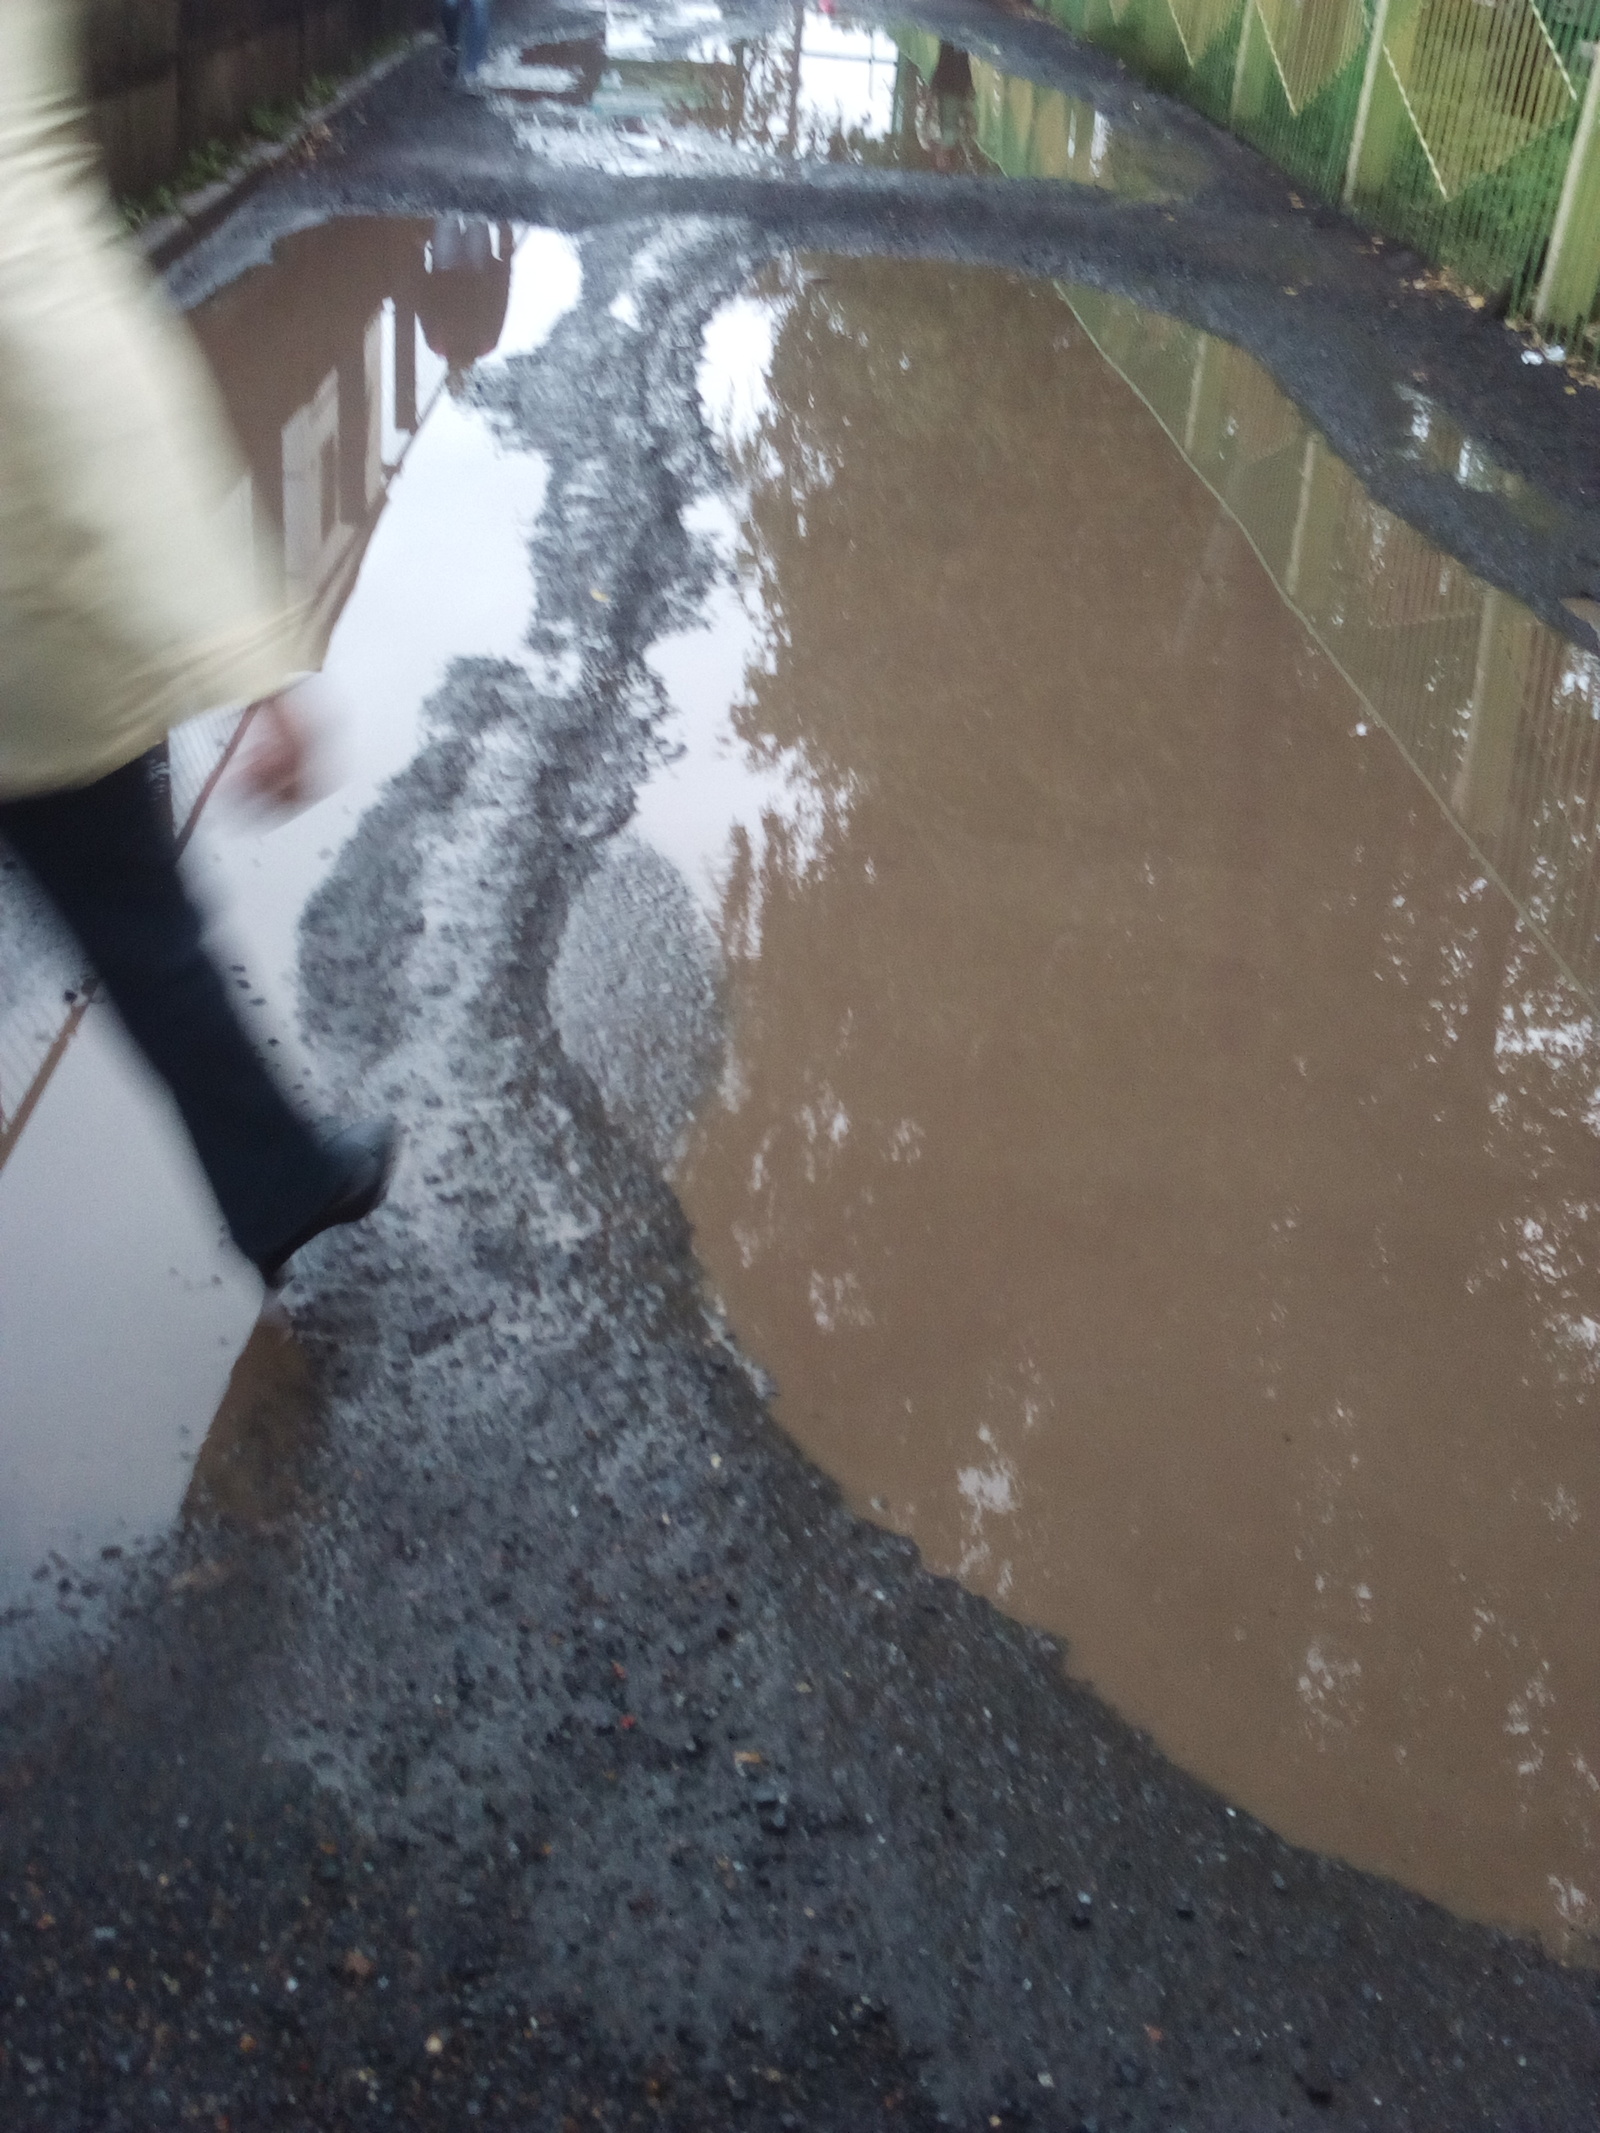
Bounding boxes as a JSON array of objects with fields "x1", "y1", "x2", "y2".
[{"x1": 256, "y1": 1117, "x2": 398, "y2": 1289}]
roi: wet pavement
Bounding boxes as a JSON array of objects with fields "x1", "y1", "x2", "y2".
[{"x1": 5, "y1": 2, "x2": 1600, "y2": 2128}]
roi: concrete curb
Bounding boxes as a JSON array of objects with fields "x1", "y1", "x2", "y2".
[{"x1": 135, "y1": 34, "x2": 431, "y2": 273}]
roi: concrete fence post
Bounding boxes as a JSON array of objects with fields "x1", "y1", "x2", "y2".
[
  {"x1": 1534, "y1": 52, "x2": 1600, "y2": 334},
  {"x1": 1229, "y1": 0, "x2": 1267, "y2": 127},
  {"x1": 1342, "y1": 0, "x2": 1394, "y2": 205}
]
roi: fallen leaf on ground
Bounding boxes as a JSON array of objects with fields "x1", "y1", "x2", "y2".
[{"x1": 169, "y1": 1560, "x2": 231, "y2": 1594}]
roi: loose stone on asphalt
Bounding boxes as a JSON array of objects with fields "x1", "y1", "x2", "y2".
[{"x1": 3, "y1": 2, "x2": 1600, "y2": 2130}]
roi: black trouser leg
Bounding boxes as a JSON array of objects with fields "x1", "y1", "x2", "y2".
[{"x1": 0, "y1": 749, "x2": 341, "y2": 1266}]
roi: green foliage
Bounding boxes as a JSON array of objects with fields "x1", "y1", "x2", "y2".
[
  {"x1": 116, "y1": 39, "x2": 407, "y2": 235},
  {"x1": 245, "y1": 98, "x2": 297, "y2": 143},
  {"x1": 946, "y1": 0, "x2": 1600, "y2": 364}
]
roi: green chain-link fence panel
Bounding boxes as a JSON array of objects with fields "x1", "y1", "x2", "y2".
[{"x1": 902, "y1": 0, "x2": 1600, "y2": 366}]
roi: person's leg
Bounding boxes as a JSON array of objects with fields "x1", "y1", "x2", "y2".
[
  {"x1": 0, "y1": 751, "x2": 344, "y2": 1267},
  {"x1": 438, "y1": 0, "x2": 461, "y2": 74},
  {"x1": 460, "y1": 0, "x2": 491, "y2": 78}
]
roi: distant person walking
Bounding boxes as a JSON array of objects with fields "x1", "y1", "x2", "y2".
[
  {"x1": 439, "y1": 0, "x2": 493, "y2": 87},
  {"x1": 0, "y1": 0, "x2": 395, "y2": 1286}
]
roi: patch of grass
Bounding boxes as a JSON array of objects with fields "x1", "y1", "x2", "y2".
[{"x1": 244, "y1": 97, "x2": 298, "y2": 143}]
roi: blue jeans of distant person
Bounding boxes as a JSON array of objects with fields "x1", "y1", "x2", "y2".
[
  {"x1": 0, "y1": 749, "x2": 341, "y2": 1267},
  {"x1": 440, "y1": 0, "x2": 491, "y2": 78}
]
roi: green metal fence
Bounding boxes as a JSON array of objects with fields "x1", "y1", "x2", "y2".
[{"x1": 908, "y1": 0, "x2": 1600, "y2": 365}]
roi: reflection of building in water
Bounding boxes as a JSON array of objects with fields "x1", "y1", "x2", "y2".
[
  {"x1": 0, "y1": 218, "x2": 512, "y2": 1169},
  {"x1": 193, "y1": 216, "x2": 512, "y2": 660},
  {"x1": 1060, "y1": 284, "x2": 1600, "y2": 1000}
]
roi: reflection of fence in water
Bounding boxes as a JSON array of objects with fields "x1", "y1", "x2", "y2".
[
  {"x1": 0, "y1": 862, "x2": 89, "y2": 1169},
  {"x1": 1066, "y1": 283, "x2": 1600, "y2": 999}
]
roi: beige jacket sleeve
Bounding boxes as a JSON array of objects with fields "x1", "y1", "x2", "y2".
[{"x1": 0, "y1": 0, "x2": 307, "y2": 799}]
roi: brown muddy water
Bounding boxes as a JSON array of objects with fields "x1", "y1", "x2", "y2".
[{"x1": 635, "y1": 257, "x2": 1600, "y2": 1955}]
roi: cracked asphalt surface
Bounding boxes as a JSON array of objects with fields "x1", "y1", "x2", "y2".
[{"x1": 4, "y1": 4, "x2": 1600, "y2": 2128}]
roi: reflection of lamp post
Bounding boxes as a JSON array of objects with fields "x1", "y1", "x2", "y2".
[
  {"x1": 783, "y1": 0, "x2": 804, "y2": 155},
  {"x1": 730, "y1": 38, "x2": 749, "y2": 142}
]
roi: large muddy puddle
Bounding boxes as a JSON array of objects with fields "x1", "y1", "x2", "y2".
[
  {"x1": 614, "y1": 256, "x2": 1600, "y2": 1954},
  {"x1": 0, "y1": 219, "x2": 575, "y2": 1617},
  {"x1": 4, "y1": 193, "x2": 1597, "y2": 1962}
]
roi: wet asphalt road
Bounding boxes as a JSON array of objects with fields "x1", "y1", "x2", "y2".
[{"x1": 4, "y1": 4, "x2": 1600, "y2": 2128}]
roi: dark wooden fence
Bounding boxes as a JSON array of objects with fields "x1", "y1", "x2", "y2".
[{"x1": 84, "y1": 0, "x2": 432, "y2": 197}]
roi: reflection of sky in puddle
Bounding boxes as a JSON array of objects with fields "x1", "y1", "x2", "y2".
[
  {"x1": 493, "y1": 14, "x2": 913, "y2": 168},
  {"x1": 631, "y1": 293, "x2": 855, "y2": 953},
  {"x1": 0, "y1": 226, "x2": 578, "y2": 1614},
  {"x1": 491, "y1": 9, "x2": 1199, "y2": 195},
  {"x1": 629, "y1": 255, "x2": 1600, "y2": 1954},
  {"x1": 637, "y1": 553, "x2": 853, "y2": 960}
]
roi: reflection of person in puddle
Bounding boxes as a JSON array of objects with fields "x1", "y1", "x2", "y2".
[
  {"x1": 927, "y1": 43, "x2": 976, "y2": 174},
  {"x1": 438, "y1": 0, "x2": 493, "y2": 90},
  {"x1": 0, "y1": 0, "x2": 396, "y2": 1289},
  {"x1": 416, "y1": 218, "x2": 515, "y2": 392}
]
